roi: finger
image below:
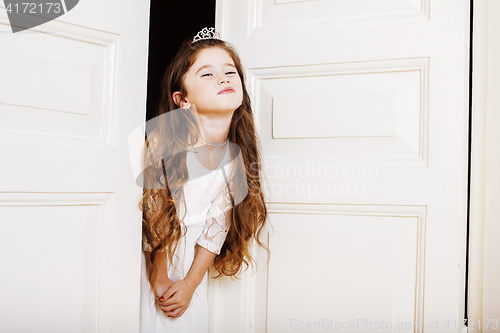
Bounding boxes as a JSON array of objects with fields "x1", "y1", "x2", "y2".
[
  {"x1": 159, "y1": 301, "x2": 178, "y2": 309},
  {"x1": 157, "y1": 297, "x2": 173, "y2": 305},
  {"x1": 157, "y1": 292, "x2": 176, "y2": 303},
  {"x1": 156, "y1": 294, "x2": 165, "y2": 300},
  {"x1": 162, "y1": 309, "x2": 176, "y2": 317},
  {"x1": 177, "y1": 308, "x2": 186, "y2": 317},
  {"x1": 160, "y1": 303, "x2": 179, "y2": 313},
  {"x1": 159, "y1": 304, "x2": 176, "y2": 314},
  {"x1": 166, "y1": 307, "x2": 183, "y2": 318},
  {"x1": 162, "y1": 295, "x2": 179, "y2": 306},
  {"x1": 162, "y1": 307, "x2": 177, "y2": 317},
  {"x1": 162, "y1": 285, "x2": 178, "y2": 300}
]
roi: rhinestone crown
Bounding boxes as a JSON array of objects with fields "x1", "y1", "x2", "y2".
[{"x1": 192, "y1": 27, "x2": 222, "y2": 43}]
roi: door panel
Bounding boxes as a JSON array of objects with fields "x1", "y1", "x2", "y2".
[
  {"x1": 0, "y1": 1, "x2": 149, "y2": 332},
  {"x1": 213, "y1": 0, "x2": 469, "y2": 332}
]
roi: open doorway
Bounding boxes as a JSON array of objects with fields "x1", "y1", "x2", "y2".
[{"x1": 146, "y1": 0, "x2": 216, "y2": 121}]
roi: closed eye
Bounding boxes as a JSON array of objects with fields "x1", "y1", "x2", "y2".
[
  {"x1": 226, "y1": 71, "x2": 237, "y2": 75},
  {"x1": 201, "y1": 73, "x2": 212, "y2": 77}
]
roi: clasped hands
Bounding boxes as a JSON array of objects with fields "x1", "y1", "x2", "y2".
[
  {"x1": 155, "y1": 277, "x2": 197, "y2": 318},
  {"x1": 149, "y1": 245, "x2": 216, "y2": 318}
]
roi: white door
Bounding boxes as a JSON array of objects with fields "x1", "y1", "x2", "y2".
[
  {"x1": 211, "y1": 0, "x2": 469, "y2": 332},
  {"x1": 0, "y1": 1, "x2": 149, "y2": 332}
]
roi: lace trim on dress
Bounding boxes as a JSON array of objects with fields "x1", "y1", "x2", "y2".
[{"x1": 196, "y1": 186, "x2": 232, "y2": 255}]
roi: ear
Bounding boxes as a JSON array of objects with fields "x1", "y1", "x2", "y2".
[{"x1": 172, "y1": 92, "x2": 191, "y2": 109}]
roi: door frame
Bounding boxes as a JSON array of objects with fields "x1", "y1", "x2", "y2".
[{"x1": 468, "y1": 0, "x2": 500, "y2": 330}]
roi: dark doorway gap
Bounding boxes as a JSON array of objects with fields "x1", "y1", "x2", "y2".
[
  {"x1": 464, "y1": 0, "x2": 474, "y2": 325},
  {"x1": 146, "y1": 1, "x2": 216, "y2": 121}
]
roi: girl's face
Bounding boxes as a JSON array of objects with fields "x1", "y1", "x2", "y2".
[{"x1": 176, "y1": 47, "x2": 243, "y2": 115}]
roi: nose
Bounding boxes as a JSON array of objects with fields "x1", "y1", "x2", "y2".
[{"x1": 218, "y1": 72, "x2": 230, "y2": 85}]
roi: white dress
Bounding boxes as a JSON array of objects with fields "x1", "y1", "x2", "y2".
[{"x1": 140, "y1": 145, "x2": 234, "y2": 333}]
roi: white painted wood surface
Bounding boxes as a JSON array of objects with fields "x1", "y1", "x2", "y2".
[
  {"x1": 469, "y1": 0, "x2": 500, "y2": 332},
  {"x1": 213, "y1": 0, "x2": 470, "y2": 332},
  {"x1": 0, "y1": 1, "x2": 149, "y2": 332}
]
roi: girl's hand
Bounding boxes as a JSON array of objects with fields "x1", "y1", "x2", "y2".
[
  {"x1": 157, "y1": 279, "x2": 195, "y2": 318},
  {"x1": 154, "y1": 277, "x2": 174, "y2": 304},
  {"x1": 144, "y1": 250, "x2": 174, "y2": 304}
]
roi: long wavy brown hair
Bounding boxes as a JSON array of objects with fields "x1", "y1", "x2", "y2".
[{"x1": 138, "y1": 37, "x2": 269, "y2": 293}]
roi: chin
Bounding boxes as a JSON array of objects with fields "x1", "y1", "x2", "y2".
[
  {"x1": 218, "y1": 102, "x2": 241, "y2": 113},
  {"x1": 220, "y1": 107, "x2": 239, "y2": 114}
]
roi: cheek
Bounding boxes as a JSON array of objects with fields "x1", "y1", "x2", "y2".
[
  {"x1": 237, "y1": 80, "x2": 244, "y2": 95},
  {"x1": 238, "y1": 85, "x2": 244, "y2": 101},
  {"x1": 191, "y1": 83, "x2": 207, "y2": 102}
]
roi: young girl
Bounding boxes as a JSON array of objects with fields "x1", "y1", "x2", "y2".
[{"x1": 139, "y1": 28, "x2": 268, "y2": 333}]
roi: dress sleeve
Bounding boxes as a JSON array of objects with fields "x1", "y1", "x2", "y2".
[{"x1": 196, "y1": 185, "x2": 232, "y2": 255}]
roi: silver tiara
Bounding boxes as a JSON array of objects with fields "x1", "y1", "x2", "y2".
[{"x1": 192, "y1": 27, "x2": 222, "y2": 43}]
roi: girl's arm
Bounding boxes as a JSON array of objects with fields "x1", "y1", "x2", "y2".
[
  {"x1": 186, "y1": 206, "x2": 233, "y2": 287},
  {"x1": 186, "y1": 244, "x2": 217, "y2": 288},
  {"x1": 144, "y1": 250, "x2": 174, "y2": 299},
  {"x1": 158, "y1": 208, "x2": 232, "y2": 318}
]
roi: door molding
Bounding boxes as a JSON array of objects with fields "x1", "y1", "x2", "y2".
[{"x1": 469, "y1": 0, "x2": 500, "y2": 331}]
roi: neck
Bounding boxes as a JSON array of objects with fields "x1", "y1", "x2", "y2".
[{"x1": 196, "y1": 111, "x2": 233, "y2": 144}]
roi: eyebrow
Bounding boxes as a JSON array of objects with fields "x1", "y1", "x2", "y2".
[{"x1": 195, "y1": 63, "x2": 236, "y2": 74}]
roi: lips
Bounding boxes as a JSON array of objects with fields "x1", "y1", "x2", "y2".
[{"x1": 218, "y1": 87, "x2": 235, "y2": 94}]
